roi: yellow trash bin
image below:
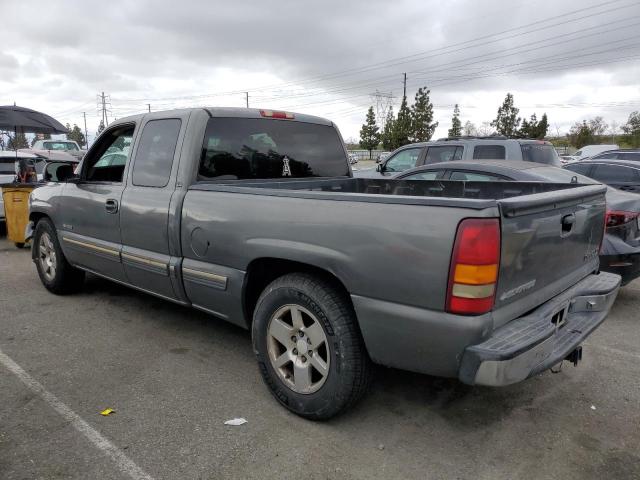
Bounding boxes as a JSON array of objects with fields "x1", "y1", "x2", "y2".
[{"x1": 2, "y1": 185, "x2": 35, "y2": 249}]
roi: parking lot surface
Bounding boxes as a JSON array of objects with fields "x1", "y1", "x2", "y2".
[{"x1": 1, "y1": 235, "x2": 639, "y2": 480}]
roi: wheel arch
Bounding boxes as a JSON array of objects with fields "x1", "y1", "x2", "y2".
[{"x1": 242, "y1": 257, "x2": 354, "y2": 329}]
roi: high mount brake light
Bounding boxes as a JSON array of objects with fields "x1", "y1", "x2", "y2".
[
  {"x1": 260, "y1": 109, "x2": 294, "y2": 119},
  {"x1": 446, "y1": 218, "x2": 500, "y2": 315},
  {"x1": 605, "y1": 210, "x2": 639, "y2": 228}
]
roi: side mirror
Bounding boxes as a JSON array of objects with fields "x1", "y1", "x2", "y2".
[
  {"x1": 376, "y1": 164, "x2": 383, "y2": 172},
  {"x1": 44, "y1": 162, "x2": 76, "y2": 182}
]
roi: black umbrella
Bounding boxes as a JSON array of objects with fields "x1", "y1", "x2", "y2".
[{"x1": 0, "y1": 105, "x2": 68, "y2": 135}]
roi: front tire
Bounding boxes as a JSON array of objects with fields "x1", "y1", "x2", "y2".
[
  {"x1": 33, "y1": 219, "x2": 85, "y2": 294},
  {"x1": 252, "y1": 273, "x2": 372, "y2": 420}
]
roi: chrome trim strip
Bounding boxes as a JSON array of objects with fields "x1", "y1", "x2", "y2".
[
  {"x1": 182, "y1": 267, "x2": 227, "y2": 284},
  {"x1": 121, "y1": 252, "x2": 167, "y2": 269},
  {"x1": 62, "y1": 237, "x2": 120, "y2": 257}
]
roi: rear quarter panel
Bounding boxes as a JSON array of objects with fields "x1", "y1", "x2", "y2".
[{"x1": 180, "y1": 190, "x2": 497, "y2": 319}]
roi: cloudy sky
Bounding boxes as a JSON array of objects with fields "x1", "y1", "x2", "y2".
[{"x1": 2, "y1": 0, "x2": 640, "y2": 144}]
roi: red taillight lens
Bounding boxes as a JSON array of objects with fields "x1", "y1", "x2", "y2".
[
  {"x1": 605, "y1": 210, "x2": 639, "y2": 228},
  {"x1": 446, "y1": 218, "x2": 500, "y2": 315}
]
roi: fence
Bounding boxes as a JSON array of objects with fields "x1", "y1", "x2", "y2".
[{"x1": 347, "y1": 150, "x2": 389, "y2": 161}]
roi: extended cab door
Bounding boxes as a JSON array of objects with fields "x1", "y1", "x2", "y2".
[
  {"x1": 57, "y1": 124, "x2": 135, "y2": 282},
  {"x1": 119, "y1": 114, "x2": 187, "y2": 300}
]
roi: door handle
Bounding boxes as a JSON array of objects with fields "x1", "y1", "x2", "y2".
[{"x1": 105, "y1": 199, "x2": 119, "y2": 214}]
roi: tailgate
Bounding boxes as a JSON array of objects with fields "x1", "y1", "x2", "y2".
[{"x1": 494, "y1": 184, "x2": 607, "y2": 320}]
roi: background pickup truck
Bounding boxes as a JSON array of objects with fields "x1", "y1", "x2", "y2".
[{"x1": 28, "y1": 107, "x2": 620, "y2": 419}]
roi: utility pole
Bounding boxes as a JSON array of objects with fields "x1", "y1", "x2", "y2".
[
  {"x1": 403, "y1": 73, "x2": 407, "y2": 99},
  {"x1": 147, "y1": 103, "x2": 151, "y2": 113},
  {"x1": 82, "y1": 112, "x2": 89, "y2": 148},
  {"x1": 245, "y1": 92, "x2": 249, "y2": 108},
  {"x1": 96, "y1": 91, "x2": 112, "y2": 130}
]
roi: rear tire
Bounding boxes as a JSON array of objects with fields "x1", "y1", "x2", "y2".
[
  {"x1": 252, "y1": 273, "x2": 372, "y2": 420},
  {"x1": 33, "y1": 219, "x2": 85, "y2": 294}
]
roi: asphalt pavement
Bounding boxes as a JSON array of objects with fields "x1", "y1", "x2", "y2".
[{"x1": 1, "y1": 234, "x2": 639, "y2": 479}]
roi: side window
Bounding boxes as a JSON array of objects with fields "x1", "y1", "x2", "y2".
[
  {"x1": 473, "y1": 145, "x2": 506, "y2": 160},
  {"x1": 564, "y1": 163, "x2": 591, "y2": 175},
  {"x1": 574, "y1": 150, "x2": 582, "y2": 157},
  {"x1": 593, "y1": 152, "x2": 619, "y2": 160},
  {"x1": 424, "y1": 146, "x2": 462, "y2": 163},
  {"x1": 450, "y1": 171, "x2": 506, "y2": 181},
  {"x1": 590, "y1": 164, "x2": 634, "y2": 183},
  {"x1": 84, "y1": 126, "x2": 134, "y2": 182},
  {"x1": 385, "y1": 148, "x2": 422, "y2": 172},
  {"x1": 618, "y1": 152, "x2": 640, "y2": 161},
  {"x1": 402, "y1": 171, "x2": 441, "y2": 180},
  {"x1": 132, "y1": 119, "x2": 181, "y2": 187}
]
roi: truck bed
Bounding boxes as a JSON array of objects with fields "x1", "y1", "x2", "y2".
[{"x1": 192, "y1": 177, "x2": 603, "y2": 210}]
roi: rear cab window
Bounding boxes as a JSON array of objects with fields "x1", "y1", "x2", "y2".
[
  {"x1": 198, "y1": 118, "x2": 348, "y2": 181},
  {"x1": 473, "y1": 145, "x2": 505, "y2": 160}
]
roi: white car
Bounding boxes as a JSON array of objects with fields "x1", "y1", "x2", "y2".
[{"x1": 565, "y1": 144, "x2": 619, "y2": 162}]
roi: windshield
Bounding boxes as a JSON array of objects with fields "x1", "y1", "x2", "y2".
[
  {"x1": 520, "y1": 143, "x2": 560, "y2": 166},
  {"x1": 198, "y1": 118, "x2": 348, "y2": 180},
  {"x1": 43, "y1": 141, "x2": 79, "y2": 151}
]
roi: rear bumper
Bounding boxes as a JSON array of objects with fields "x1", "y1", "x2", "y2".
[
  {"x1": 459, "y1": 271, "x2": 621, "y2": 386},
  {"x1": 600, "y1": 253, "x2": 640, "y2": 286}
]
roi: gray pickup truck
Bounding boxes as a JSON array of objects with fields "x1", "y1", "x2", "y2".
[{"x1": 28, "y1": 107, "x2": 620, "y2": 419}]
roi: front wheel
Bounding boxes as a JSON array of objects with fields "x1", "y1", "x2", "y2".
[
  {"x1": 252, "y1": 273, "x2": 372, "y2": 420},
  {"x1": 33, "y1": 219, "x2": 85, "y2": 294}
]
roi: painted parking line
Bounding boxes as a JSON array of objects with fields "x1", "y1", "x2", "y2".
[{"x1": 0, "y1": 348, "x2": 155, "y2": 480}]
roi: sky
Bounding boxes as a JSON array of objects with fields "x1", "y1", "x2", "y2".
[{"x1": 2, "y1": 0, "x2": 640, "y2": 145}]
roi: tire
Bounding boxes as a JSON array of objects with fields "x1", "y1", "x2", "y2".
[
  {"x1": 15, "y1": 242, "x2": 25, "y2": 249},
  {"x1": 252, "y1": 273, "x2": 372, "y2": 420},
  {"x1": 33, "y1": 218, "x2": 85, "y2": 294}
]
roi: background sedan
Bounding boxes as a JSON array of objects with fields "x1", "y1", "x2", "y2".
[{"x1": 396, "y1": 160, "x2": 640, "y2": 285}]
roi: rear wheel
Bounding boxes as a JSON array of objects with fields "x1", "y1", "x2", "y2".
[
  {"x1": 33, "y1": 219, "x2": 85, "y2": 294},
  {"x1": 252, "y1": 273, "x2": 372, "y2": 420}
]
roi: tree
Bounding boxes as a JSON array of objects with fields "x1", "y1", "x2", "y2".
[
  {"x1": 491, "y1": 93, "x2": 521, "y2": 136},
  {"x1": 66, "y1": 123, "x2": 86, "y2": 148},
  {"x1": 588, "y1": 116, "x2": 608, "y2": 136},
  {"x1": 392, "y1": 96, "x2": 412, "y2": 148},
  {"x1": 536, "y1": 113, "x2": 549, "y2": 139},
  {"x1": 8, "y1": 132, "x2": 29, "y2": 149},
  {"x1": 448, "y1": 104, "x2": 462, "y2": 138},
  {"x1": 359, "y1": 106, "x2": 381, "y2": 159},
  {"x1": 623, "y1": 111, "x2": 640, "y2": 147},
  {"x1": 381, "y1": 108, "x2": 395, "y2": 150},
  {"x1": 477, "y1": 121, "x2": 495, "y2": 137},
  {"x1": 97, "y1": 120, "x2": 105, "y2": 135},
  {"x1": 410, "y1": 87, "x2": 438, "y2": 142},
  {"x1": 568, "y1": 121, "x2": 595, "y2": 149},
  {"x1": 463, "y1": 120, "x2": 477, "y2": 136}
]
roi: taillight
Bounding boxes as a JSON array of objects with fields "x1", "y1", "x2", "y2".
[
  {"x1": 605, "y1": 210, "x2": 639, "y2": 228},
  {"x1": 446, "y1": 218, "x2": 500, "y2": 315},
  {"x1": 260, "y1": 109, "x2": 294, "y2": 119}
]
